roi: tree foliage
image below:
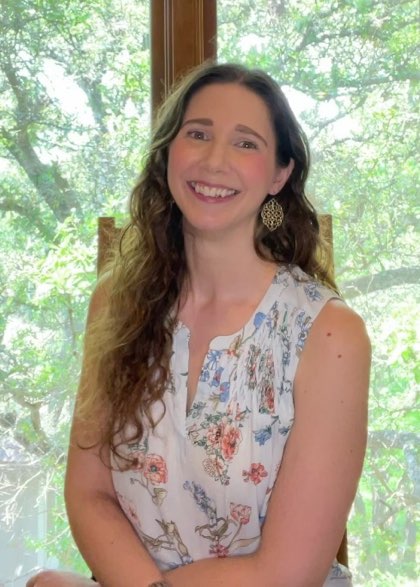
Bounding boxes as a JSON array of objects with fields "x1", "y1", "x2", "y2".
[
  {"x1": 0, "y1": 1, "x2": 418, "y2": 585},
  {"x1": 218, "y1": 2, "x2": 419, "y2": 584}
]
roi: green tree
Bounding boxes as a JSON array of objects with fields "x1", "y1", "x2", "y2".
[
  {"x1": 218, "y1": 1, "x2": 419, "y2": 584},
  {"x1": 0, "y1": 0, "x2": 150, "y2": 575},
  {"x1": 0, "y1": 0, "x2": 418, "y2": 585}
]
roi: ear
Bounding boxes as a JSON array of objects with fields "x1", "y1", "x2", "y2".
[{"x1": 268, "y1": 159, "x2": 295, "y2": 196}]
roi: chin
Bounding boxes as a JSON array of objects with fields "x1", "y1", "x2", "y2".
[{"x1": 184, "y1": 217, "x2": 255, "y2": 240}]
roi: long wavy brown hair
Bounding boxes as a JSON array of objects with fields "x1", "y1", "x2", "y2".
[{"x1": 80, "y1": 62, "x2": 337, "y2": 458}]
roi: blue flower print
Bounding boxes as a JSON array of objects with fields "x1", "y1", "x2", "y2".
[
  {"x1": 210, "y1": 366, "x2": 224, "y2": 388},
  {"x1": 183, "y1": 480, "x2": 217, "y2": 525},
  {"x1": 272, "y1": 267, "x2": 288, "y2": 285},
  {"x1": 265, "y1": 303, "x2": 280, "y2": 337},
  {"x1": 219, "y1": 381, "x2": 230, "y2": 402},
  {"x1": 304, "y1": 282, "x2": 322, "y2": 302},
  {"x1": 295, "y1": 310, "x2": 312, "y2": 353},
  {"x1": 205, "y1": 349, "x2": 223, "y2": 370},
  {"x1": 280, "y1": 379, "x2": 292, "y2": 395},
  {"x1": 253, "y1": 312, "x2": 266, "y2": 330},
  {"x1": 200, "y1": 369, "x2": 210, "y2": 382},
  {"x1": 282, "y1": 348, "x2": 291, "y2": 366},
  {"x1": 253, "y1": 426, "x2": 272, "y2": 446}
]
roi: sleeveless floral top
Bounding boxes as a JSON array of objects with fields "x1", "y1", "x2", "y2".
[{"x1": 111, "y1": 265, "x2": 352, "y2": 585}]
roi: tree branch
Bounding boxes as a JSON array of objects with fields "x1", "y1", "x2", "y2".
[
  {"x1": 0, "y1": 60, "x2": 81, "y2": 220},
  {"x1": 0, "y1": 194, "x2": 54, "y2": 239},
  {"x1": 340, "y1": 266, "x2": 420, "y2": 298}
]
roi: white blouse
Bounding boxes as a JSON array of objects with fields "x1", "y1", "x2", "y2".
[{"x1": 112, "y1": 265, "x2": 352, "y2": 585}]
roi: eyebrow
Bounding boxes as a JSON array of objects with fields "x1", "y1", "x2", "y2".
[
  {"x1": 235, "y1": 124, "x2": 268, "y2": 147},
  {"x1": 182, "y1": 118, "x2": 268, "y2": 147}
]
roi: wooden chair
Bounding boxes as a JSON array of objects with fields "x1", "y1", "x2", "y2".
[{"x1": 97, "y1": 215, "x2": 349, "y2": 568}]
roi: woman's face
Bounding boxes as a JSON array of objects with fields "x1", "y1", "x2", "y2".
[{"x1": 167, "y1": 82, "x2": 292, "y2": 239}]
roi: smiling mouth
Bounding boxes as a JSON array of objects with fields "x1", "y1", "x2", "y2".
[{"x1": 189, "y1": 181, "x2": 239, "y2": 199}]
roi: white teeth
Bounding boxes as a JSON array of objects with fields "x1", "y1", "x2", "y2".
[{"x1": 191, "y1": 182, "x2": 237, "y2": 198}]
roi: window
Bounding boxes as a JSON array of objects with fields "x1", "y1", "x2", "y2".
[
  {"x1": 218, "y1": 1, "x2": 418, "y2": 585},
  {"x1": 1, "y1": 2, "x2": 417, "y2": 585},
  {"x1": 0, "y1": 1, "x2": 150, "y2": 583}
]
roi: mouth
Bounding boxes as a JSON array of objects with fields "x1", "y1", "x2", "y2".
[{"x1": 188, "y1": 181, "x2": 240, "y2": 199}]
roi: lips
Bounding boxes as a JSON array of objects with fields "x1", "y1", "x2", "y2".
[{"x1": 189, "y1": 181, "x2": 239, "y2": 199}]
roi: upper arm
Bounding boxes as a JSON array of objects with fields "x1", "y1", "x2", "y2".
[
  {"x1": 258, "y1": 300, "x2": 371, "y2": 586},
  {"x1": 65, "y1": 276, "x2": 116, "y2": 507}
]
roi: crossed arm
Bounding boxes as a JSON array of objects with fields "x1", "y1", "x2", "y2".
[{"x1": 28, "y1": 294, "x2": 370, "y2": 587}]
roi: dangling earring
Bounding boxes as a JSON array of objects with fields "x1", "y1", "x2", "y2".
[{"x1": 260, "y1": 198, "x2": 284, "y2": 231}]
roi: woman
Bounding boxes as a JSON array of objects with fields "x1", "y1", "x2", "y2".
[{"x1": 28, "y1": 63, "x2": 370, "y2": 587}]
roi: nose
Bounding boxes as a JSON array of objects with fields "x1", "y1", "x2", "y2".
[{"x1": 201, "y1": 139, "x2": 228, "y2": 173}]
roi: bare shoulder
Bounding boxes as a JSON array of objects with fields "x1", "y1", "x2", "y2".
[
  {"x1": 301, "y1": 298, "x2": 371, "y2": 368},
  {"x1": 314, "y1": 297, "x2": 369, "y2": 338},
  {"x1": 295, "y1": 297, "x2": 371, "y2": 418}
]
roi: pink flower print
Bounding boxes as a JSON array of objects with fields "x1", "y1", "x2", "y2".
[
  {"x1": 264, "y1": 384, "x2": 275, "y2": 412},
  {"x1": 235, "y1": 404, "x2": 250, "y2": 422},
  {"x1": 130, "y1": 451, "x2": 146, "y2": 471},
  {"x1": 230, "y1": 503, "x2": 251, "y2": 525},
  {"x1": 227, "y1": 334, "x2": 242, "y2": 358},
  {"x1": 227, "y1": 402, "x2": 249, "y2": 422},
  {"x1": 220, "y1": 424, "x2": 242, "y2": 460},
  {"x1": 210, "y1": 543, "x2": 229, "y2": 558},
  {"x1": 143, "y1": 454, "x2": 168, "y2": 485},
  {"x1": 242, "y1": 462, "x2": 268, "y2": 485},
  {"x1": 207, "y1": 423, "x2": 222, "y2": 447}
]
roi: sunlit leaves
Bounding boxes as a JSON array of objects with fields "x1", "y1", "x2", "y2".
[{"x1": 218, "y1": 1, "x2": 419, "y2": 584}]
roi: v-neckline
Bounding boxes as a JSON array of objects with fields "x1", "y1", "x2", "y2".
[
  {"x1": 176, "y1": 264, "x2": 287, "y2": 350},
  {"x1": 176, "y1": 264, "x2": 289, "y2": 417}
]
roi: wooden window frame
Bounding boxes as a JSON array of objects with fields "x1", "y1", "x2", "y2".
[{"x1": 151, "y1": 0, "x2": 217, "y2": 113}]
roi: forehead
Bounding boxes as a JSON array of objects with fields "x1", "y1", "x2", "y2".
[{"x1": 184, "y1": 82, "x2": 274, "y2": 134}]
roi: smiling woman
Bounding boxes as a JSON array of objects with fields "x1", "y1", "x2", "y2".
[
  {"x1": 167, "y1": 83, "x2": 292, "y2": 236},
  {"x1": 26, "y1": 62, "x2": 370, "y2": 587},
  {"x1": 2, "y1": 1, "x2": 415, "y2": 585}
]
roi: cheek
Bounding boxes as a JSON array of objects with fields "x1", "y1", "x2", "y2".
[
  {"x1": 167, "y1": 143, "x2": 181, "y2": 190},
  {"x1": 168, "y1": 141, "x2": 200, "y2": 206},
  {"x1": 242, "y1": 156, "x2": 275, "y2": 191},
  {"x1": 168, "y1": 138, "x2": 193, "y2": 168},
  {"x1": 167, "y1": 141, "x2": 191, "y2": 187}
]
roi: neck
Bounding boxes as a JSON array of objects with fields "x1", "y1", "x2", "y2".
[{"x1": 181, "y1": 227, "x2": 277, "y2": 306}]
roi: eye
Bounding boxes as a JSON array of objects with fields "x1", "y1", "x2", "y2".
[
  {"x1": 187, "y1": 130, "x2": 208, "y2": 141},
  {"x1": 237, "y1": 140, "x2": 258, "y2": 150}
]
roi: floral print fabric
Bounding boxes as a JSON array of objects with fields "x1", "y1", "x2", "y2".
[{"x1": 111, "y1": 265, "x2": 352, "y2": 584}]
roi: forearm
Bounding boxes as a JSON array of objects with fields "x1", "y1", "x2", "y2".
[
  {"x1": 67, "y1": 491, "x2": 164, "y2": 587},
  {"x1": 164, "y1": 553, "x2": 327, "y2": 587},
  {"x1": 165, "y1": 554, "x2": 265, "y2": 587}
]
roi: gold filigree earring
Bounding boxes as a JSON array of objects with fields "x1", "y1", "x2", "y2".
[{"x1": 260, "y1": 198, "x2": 284, "y2": 231}]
